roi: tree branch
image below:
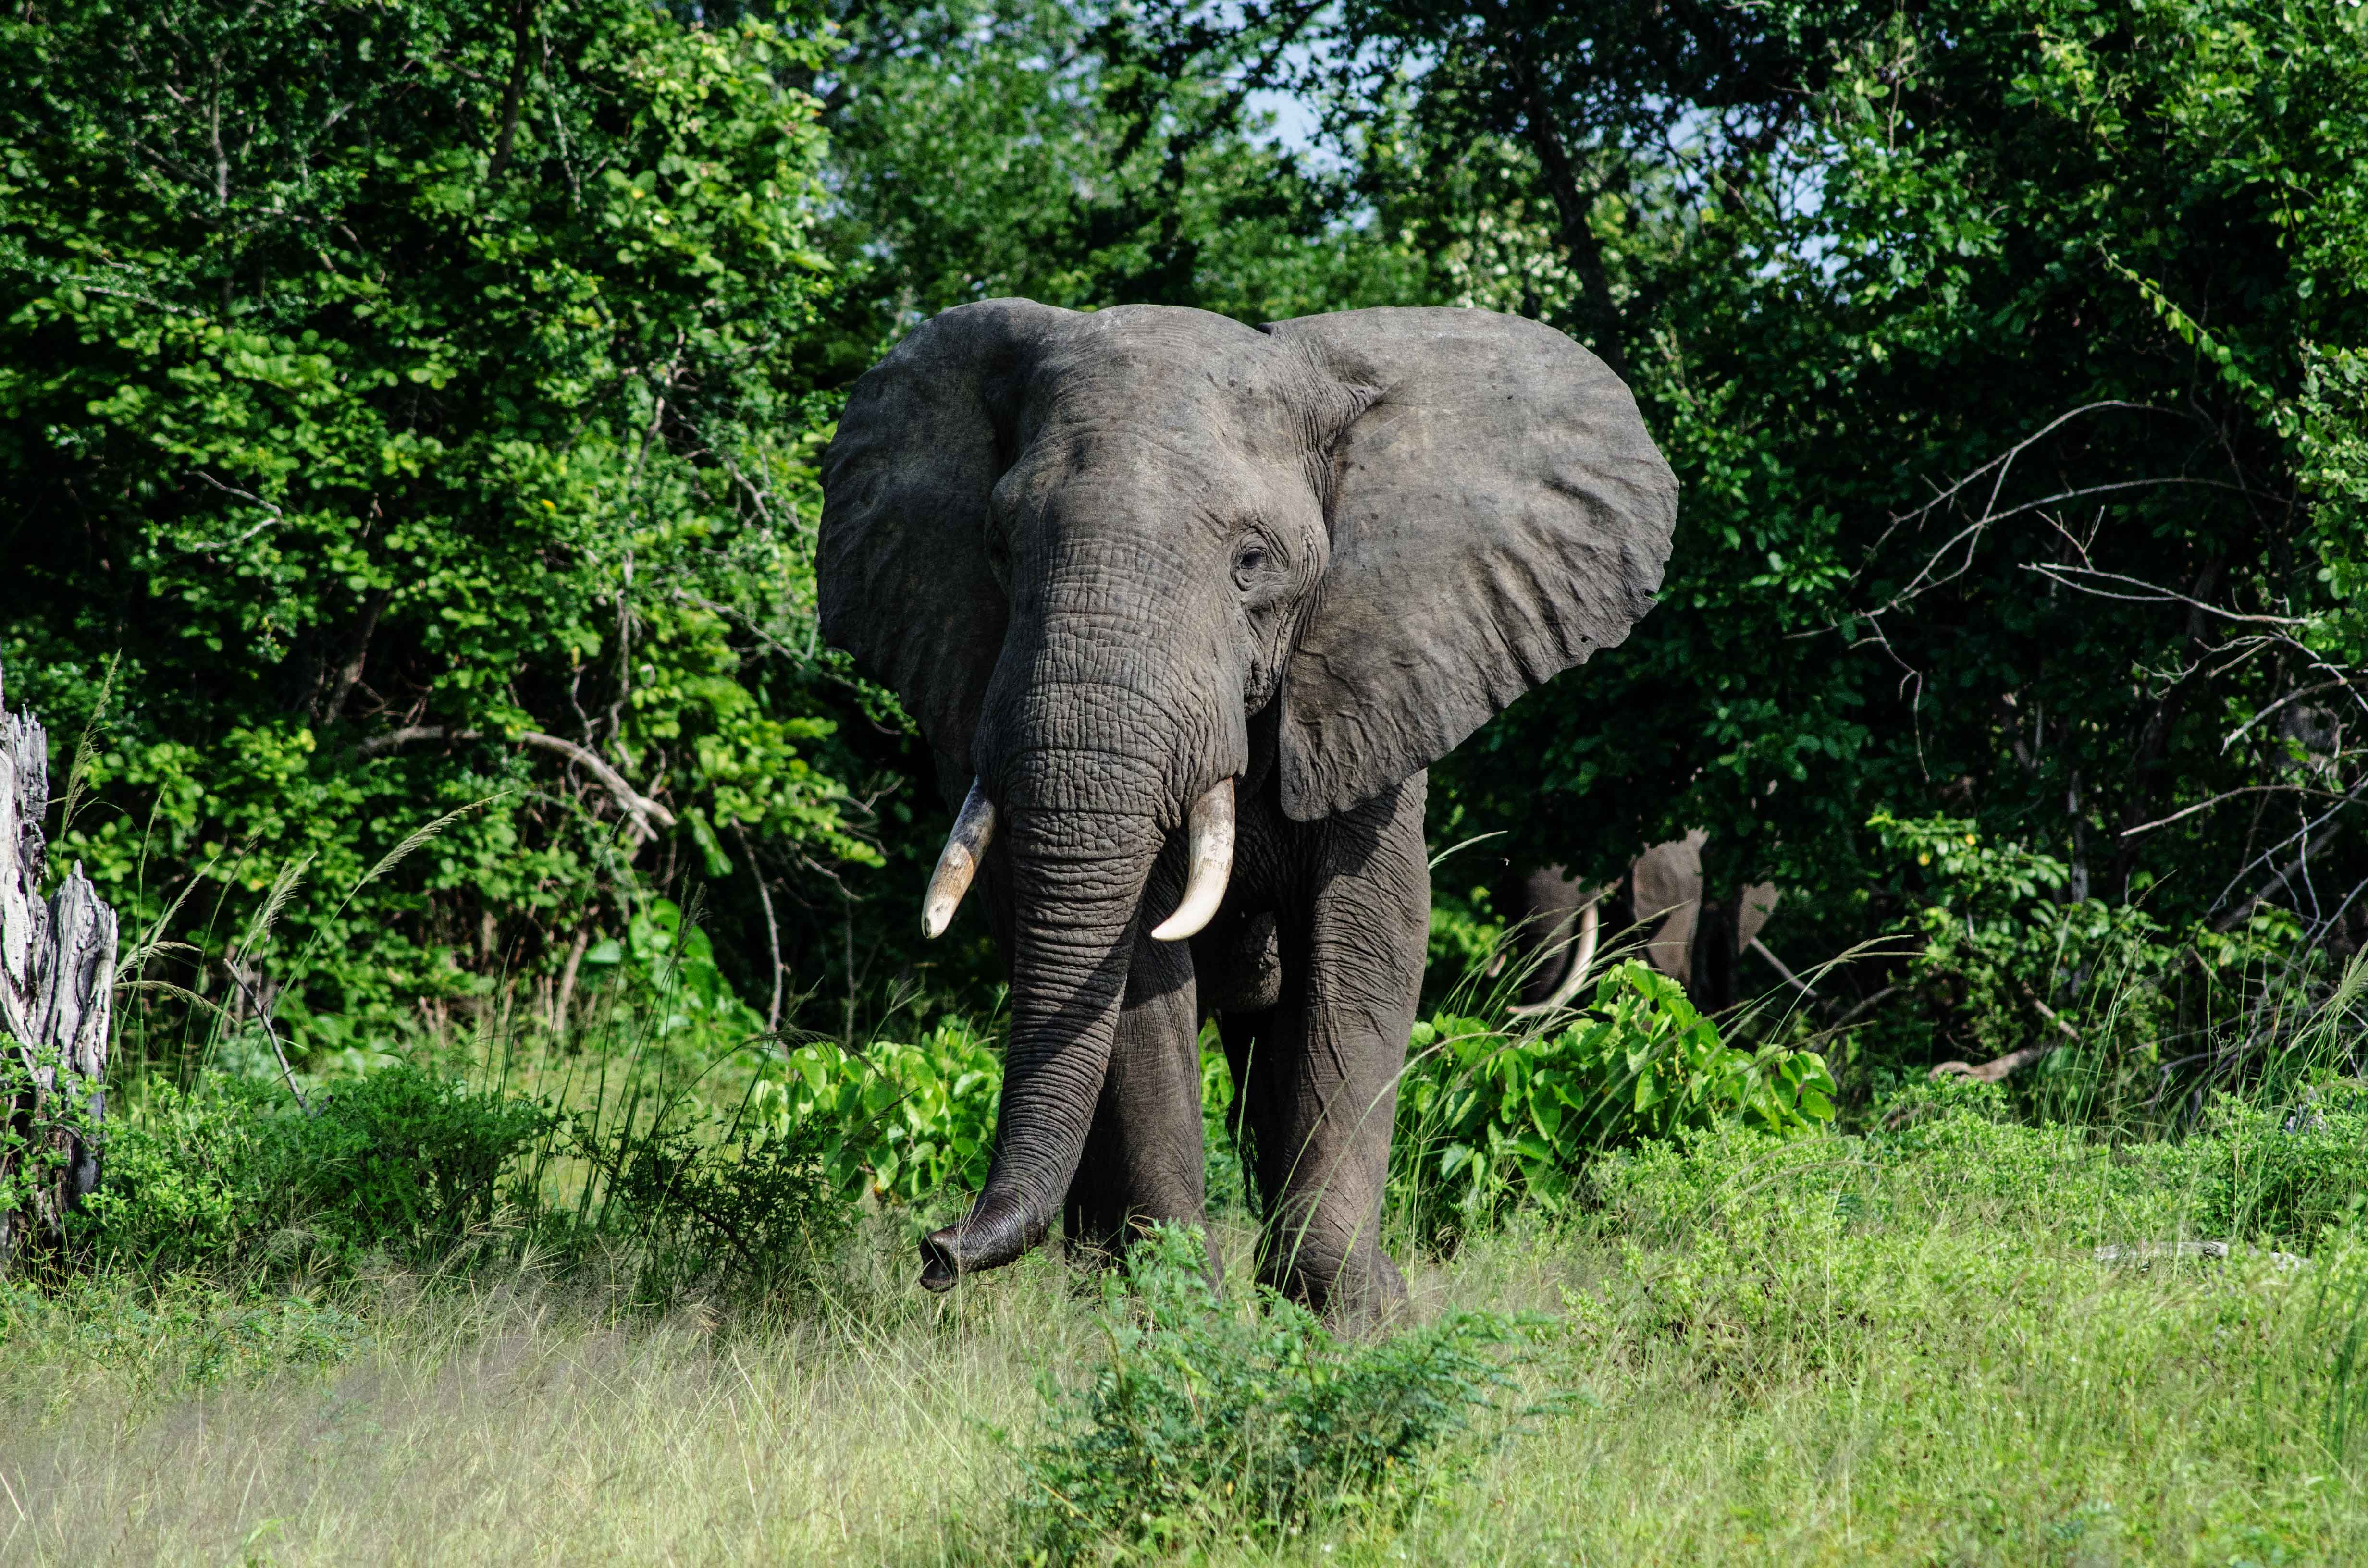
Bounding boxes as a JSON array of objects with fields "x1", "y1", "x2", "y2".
[
  {"x1": 1929, "y1": 984, "x2": 2079, "y2": 1082},
  {"x1": 357, "y1": 725, "x2": 674, "y2": 842},
  {"x1": 487, "y1": 0, "x2": 538, "y2": 183}
]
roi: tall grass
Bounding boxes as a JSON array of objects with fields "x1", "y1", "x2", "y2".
[
  {"x1": 4, "y1": 1133, "x2": 2366, "y2": 1564},
  {"x1": 16, "y1": 847, "x2": 2368, "y2": 1562}
]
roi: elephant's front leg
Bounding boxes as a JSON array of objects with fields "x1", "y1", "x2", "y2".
[
  {"x1": 1061, "y1": 881, "x2": 1208, "y2": 1267},
  {"x1": 1240, "y1": 772, "x2": 1429, "y2": 1328}
]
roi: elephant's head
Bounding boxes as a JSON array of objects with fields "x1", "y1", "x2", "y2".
[{"x1": 819, "y1": 302, "x2": 1676, "y2": 1288}]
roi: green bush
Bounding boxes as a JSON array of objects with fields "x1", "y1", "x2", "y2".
[
  {"x1": 84, "y1": 1065, "x2": 548, "y2": 1277},
  {"x1": 2200, "y1": 1090, "x2": 2368, "y2": 1248},
  {"x1": 1394, "y1": 961, "x2": 1836, "y2": 1235},
  {"x1": 754, "y1": 1020, "x2": 1005, "y2": 1209},
  {"x1": 572, "y1": 1109, "x2": 851, "y2": 1306},
  {"x1": 0, "y1": 0, "x2": 881, "y2": 1051},
  {"x1": 1563, "y1": 1112, "x2": 2368, "y2": 1409},
  {"x1": 1580, "y1": 1092, "x2": 2368, "y2": 1317},
  {"x1": 742, "y1": 972, "x2": 1839, "y2": 1241},
  {"x1": 1014, "y1": 1225, "x2": 1526, "y2": 1561}
]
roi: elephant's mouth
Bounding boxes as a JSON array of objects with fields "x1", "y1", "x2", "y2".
[{"x1": 917, "y1": 774, "x2": 1237, "y2": 945}]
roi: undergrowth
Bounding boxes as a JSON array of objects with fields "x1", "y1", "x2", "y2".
[
  {"x1": 3, "y1": 1103, "x2": 2366, "y2": 1562},
  {"x1": 1013, "y1": 1225, "x2": 1531, "y2": 1561}
]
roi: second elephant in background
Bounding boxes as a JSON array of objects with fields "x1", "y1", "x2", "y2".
[{"x1": 1498, "y1": 832, "x2": 1782, "y2": 1014}]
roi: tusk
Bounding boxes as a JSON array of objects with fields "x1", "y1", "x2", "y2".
[
  {"x1": 1508, "y1": 899, "x2": 1601, "y2": 1017},
  {"x1": 921, "y1": 779, "x2": 996, "y2": 939},
  {"x1": 1149, "y1": 778, "x2": 1235, "y2": 942}
]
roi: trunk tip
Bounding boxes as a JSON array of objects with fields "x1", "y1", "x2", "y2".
[{"x1": 919, "y1": 1226, "x2": 965, "y2": 1291}]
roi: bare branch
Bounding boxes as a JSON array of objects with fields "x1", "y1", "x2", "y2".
[
  {"x1": 224, "y1": 959, "x2": 310, "y2": 1116},
  {"x1": 1930, "y1": 984, "x2": 2080, "y2": 1082},
  {"x1": 357, "y1": 725, "x2": 675, "y2": 842},
  {"x1": 2118, "y1": 784, "x2": 2343, "y2": 840},
  {"x1": 1747, "y1": 937, "x2": 1818, "y2": 997},
  {"x1": 2022, "y1": 564, "x2": 2306, "y2": 626},
  {"x1": 2222, "y1": 675, "x2": 2368, "y2": 753}
]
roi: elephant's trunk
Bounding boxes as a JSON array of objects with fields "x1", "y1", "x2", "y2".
[
  {"x1": 918, "y1": 531, "x2": 1249, "y2": 1292},
  {"x1": 920, "y1": 765, "x2": 1168, "y2": 1289}
]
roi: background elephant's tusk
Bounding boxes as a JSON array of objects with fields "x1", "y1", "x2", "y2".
[
  {"x1": 1508, "y1": 899, "x2": 1600, "y2": 1017},
  {"x1": 1149, "y1": 778, "x2": 1234, "y2": 942},
  {"x1": 921, "y1": 779, "x2": 996, "y2": 938}
]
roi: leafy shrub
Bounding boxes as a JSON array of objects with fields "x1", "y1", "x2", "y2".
[
  {"x1": 1864, "y1": 811, "x2": 2328, "y2": 1111},
  {"x1": 1014, "y1": 1225, "x2": 1526, "y2": 1561},
  {"x1": 1861, "y1": 1086, "x2": 2368, "y2": 1251},
  {"x1": 753, "y1": 1020, "x2": 1004, "y2": 1207},
  {"x1": 2200, "y1": 1089, "x2": 2368, "y2": 1248},
  {"x1": 572, "y1": 1110, "x2": 851, "y2": 1305},
  {"x1": 757, "y1": 1020, "x2": 1257, "y2": 1221},
  {"x1": 1394, "y1": 961, "x2": 1836, "y2": 1234},
  {"x1": 744, "y1": 970, "x2": 1838, "y2": 1243},
  {"x1": 84, "y1": 1065, "x2": 547, "y2": 1277},
  {"x1": 1, "y1": 0, "x2": 879, "y2": 1053},
  {"x1": 577, "y1": 898, "x2": 774, "y2": 1063},
  {"x1": 0, "y1": 1038, "x2": 104, "y2": 1262}
]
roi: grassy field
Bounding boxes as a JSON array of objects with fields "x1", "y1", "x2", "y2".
[{"x1": 2, "y1": 1104, "x2": 2362, "y2": 1566}]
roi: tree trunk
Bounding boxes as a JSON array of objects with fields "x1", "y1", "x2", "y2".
[{"x1": 0, "y1": 656, "x2": 117, "y2": 1268}]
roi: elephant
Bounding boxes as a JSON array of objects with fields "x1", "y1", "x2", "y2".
[
  {"x1": 817, "y1": 300, "x2": 1676, "y2": 1324},
  {"x1": 1495, "y1": 836, "x2": 1783, "y2": 1016}
]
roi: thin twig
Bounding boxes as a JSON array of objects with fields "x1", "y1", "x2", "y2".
[
  {"x1": 2118, "y1": 784, "x2": 2329, "y2": 839},
  {"x1": 1747, "y1": 937, "x2": 1818, "y2": 997},
  {"x1": 735, "y1": 824, "x2": 786, "y2": 1034},
  {"x1": 2023, "y1": 563, "x2": 2307, "y2": 626},
  {"x1": 224, "y1": 961, "x2": 310, "y2": 1116}
]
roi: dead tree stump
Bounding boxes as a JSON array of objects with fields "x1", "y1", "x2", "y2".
[{"x1": 0, "y1": 657, "x2": 116, "y2": 1265}]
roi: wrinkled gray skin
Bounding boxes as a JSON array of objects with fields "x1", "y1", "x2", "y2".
[
  {"x1": 1503, "y1": 843, "x2": 1781, "y2": 1012},
  {"x1": 818, "y1": 301, "x2": 1676, "y2": 1326}
]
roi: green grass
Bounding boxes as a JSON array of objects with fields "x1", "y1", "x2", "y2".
[{"x1": 2, "y1": 1108, "x2": 2363, "y2": 1565}]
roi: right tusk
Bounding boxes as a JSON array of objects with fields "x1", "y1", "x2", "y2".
[
  {"x1": 1149, "y1": 778, "x2": 1234, "y2": 942},
  {"x1": 921, "y1": 779, "x2": 996, "y2": 939},
  {"x1": 1508, "y1": 899, "x2": 1601, "y2": 1017}
]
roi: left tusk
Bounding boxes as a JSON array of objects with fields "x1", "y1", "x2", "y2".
[
  {"x1": 1149, "y1": 778, "x2": 1235, "y2": 942},
  {"x1": 922, "y1": 778, "x2": 996, "y2": 939}
]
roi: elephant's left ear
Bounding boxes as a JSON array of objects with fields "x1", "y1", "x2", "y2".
[{"x1": 1262, "y1": 307, "x2": 1678, "y2": 821}]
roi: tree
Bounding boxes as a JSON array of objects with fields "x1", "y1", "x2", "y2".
[
  {"x1": 0, "y1": 0, "x2": 877, "y2": 1054},
  {"x1": 816, "y1": 0, "x2": 1426, "y2": 332},
  {"x1": 1239, "y1": 0, "x2": 2368, "y2": 1071}
]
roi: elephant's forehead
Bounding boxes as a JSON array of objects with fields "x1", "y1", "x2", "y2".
[
  {"x1": 998, "y1": 417, "x2": 1311, "y2": 534},
  {"x1": 1026, "y1": 308, "x2": 1311, "y2": 459}
]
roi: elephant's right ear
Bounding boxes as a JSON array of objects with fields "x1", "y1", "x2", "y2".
[{"x1": 819, "y1": 300, "x2": 1071, "y2": 780}]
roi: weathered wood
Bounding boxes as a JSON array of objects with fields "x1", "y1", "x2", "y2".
[{"x1": 0, "y1": 657, "x2": 117, "y2": 1265}]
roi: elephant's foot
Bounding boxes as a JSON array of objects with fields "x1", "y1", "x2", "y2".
[{"x1": 1259, "y1": 1217, "x2": 1409, "y2": 1333}]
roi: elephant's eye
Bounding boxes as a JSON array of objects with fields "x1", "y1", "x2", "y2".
[{"x1": 1233, "y1": 539, "x2": 1271, "y2": 585}]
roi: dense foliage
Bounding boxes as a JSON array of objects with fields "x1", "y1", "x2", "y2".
[
  {"x1": 1294, "y1": 0, "x2": 2368, "y2": 1075},
  {"x1": 815, "y1": 0, "x2": 1420, "y2": 325},
  {"x1": 5, "y1": 0, "x2": 2368, "y2": 1167},
  {"x1": 1394, "y1": 962, "x2": 1835, "y2": 1236},
  {"x1": 0, "y1": 0, "x2": 882, "y2": 1054},
  {"x1": 84, "y1": 1066, "x2": 548, "y2": 1277}
]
